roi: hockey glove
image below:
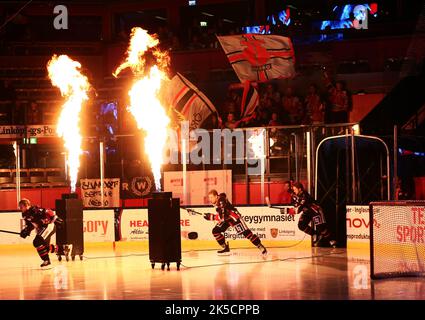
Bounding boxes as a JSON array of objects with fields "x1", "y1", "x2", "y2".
[
  {"x1": 287, "y1": 208, "x2": 296, "y2": 215},
  {"x1": 20, "y1": 228, "x2": 30, "y2": 239},
  {"x1": 54, "y1": 216, "x2": 64, "y2": 229}
]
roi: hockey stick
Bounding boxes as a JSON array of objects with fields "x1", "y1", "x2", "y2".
[
  {"x1": 265, "y1": 196, "x2": 285, "y2": 210},
  {"x1": 182, "y1": 208, "x2": 204, "y2": 216},
  {"x1": 264, "y1": 197, "x2": 294, "y2": 215},
  {"x1": 0, "y1": 229, "x2": 20, "y2": 235}
]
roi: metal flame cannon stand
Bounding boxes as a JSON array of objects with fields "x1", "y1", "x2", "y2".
[
  {"x1": 148, "y1": 192, "x2": 181, "y2": 271},
  {"x1": 55, "y1": 193, "x2": 84, "y2": 261}
]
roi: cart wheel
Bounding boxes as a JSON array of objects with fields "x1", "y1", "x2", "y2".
[
  {"x1": 177, "y1": 262, "x2": 180, "y2": 271},
  {"x1": 58, "y1": 255, "x2": 62, "y2": 262},
  {"x1": 151, "y1": 263, "x2": 155, "y2": 269},
  {"x1": 79, "y1": 255, "x2": 83, "y2": 261},
  {"x1": 161, "y1": 263, "x2": 165, "y2": 270}
]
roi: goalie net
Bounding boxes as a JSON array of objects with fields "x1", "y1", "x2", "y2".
[{"x1": 370, "y1": 201, "x2": 425, "y2": 279}]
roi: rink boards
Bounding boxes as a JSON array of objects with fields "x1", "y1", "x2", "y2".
[{"x1": 0, "y1": 206, "x2": 310, "y2": 248}]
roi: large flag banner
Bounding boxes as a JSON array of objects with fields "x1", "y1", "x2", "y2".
[
  {"x1": 217, "y1": 34, "x2": 295, "y2": 82},
  {"x1": 168, "y1": 73, "x2": 218, "y2": 131}
]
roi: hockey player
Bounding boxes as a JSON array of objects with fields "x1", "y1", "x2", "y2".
[
  {"x1": 19, "y1": 198, "x2": 63, "y2": 267},
  {"x1": 205, "y1": 190, "x2": 267, "y2": 255},
  {"x1": 291, "y1": 182, "x2": 337, "y2": 248}
]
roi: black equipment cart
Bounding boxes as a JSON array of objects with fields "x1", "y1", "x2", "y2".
[{"x1": 148, "y1": 192, "x2": 181, "y2": 271}]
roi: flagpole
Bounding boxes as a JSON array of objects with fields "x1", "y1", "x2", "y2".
[
  {"x1": 100, "y1": 141, "x2": 105, "y2": 207},
  {"x1": 261, "y1": 129, "x2": 265, "y2": 205},
  {"x1": 13, "y1": 141, "x2": 21, "y2": 207},
  {"x1": 182, "y1": 138, "x2": 188, "y2": 205}
]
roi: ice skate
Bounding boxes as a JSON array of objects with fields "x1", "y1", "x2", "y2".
[{"x1": 217, "y1": 242, "x2": 230, "y2": 255}]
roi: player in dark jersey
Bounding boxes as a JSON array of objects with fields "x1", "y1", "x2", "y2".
[
  {"x1": 205, "y1": 190, "x2": 267, "y2": 255},
  {"x1": 19, "y1": 198, "x2": 63, "y2": 267},
  {"x1": 291, "y1": 182, "x2": 337, "y2": 248}
]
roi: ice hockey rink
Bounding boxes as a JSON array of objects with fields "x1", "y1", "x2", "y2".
[{"x1": 1, "y1": 241, "x2": 424, "y2": 300}]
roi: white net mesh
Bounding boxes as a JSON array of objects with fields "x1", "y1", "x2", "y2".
[{"x1": 370, "y1": 201, "x2": 425, "y2": 279}]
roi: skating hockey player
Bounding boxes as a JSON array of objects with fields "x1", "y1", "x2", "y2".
[
  {"x1": 18, "y1": 198, "x2": 63, "y2": 267},
  {"x1": 291, "y1": 182, "x2": 337, "y2": 248},
  {"x1": 205, "y1": 190, "x2": 267, "y2": 256}
]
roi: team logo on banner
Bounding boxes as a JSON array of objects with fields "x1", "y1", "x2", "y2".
[
  {"x1": 240, "y1": 35, "x2": 270, "y2": 68},
  {"x1": 270, "y1": 228, "x2": 278, "y2": 238},
  {"x1": 217, "y1": 34, "x2": 295, "y2": 82},
  {"x1": 131, "y1": 176, "x2": 153, "y2": 197}
]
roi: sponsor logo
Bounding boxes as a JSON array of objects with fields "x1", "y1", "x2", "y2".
[
  {"x1": 130, "y1": 220, "x2": 149, "y2": 227},
  {"x1": 83, "y1": 220, "x2": 108, "y2": 235},
  {"x1": 130, "y1": 229, "x2": 147, "y2": 235},
  {"x1": 243, "y1": 214, "x2": 295, "y2": 224},
  {"x1": 346, "y1": 206, "x2": 369, "y2": 214},
  {"x1": 203, "y1": 177, "x2": 217, "y2": 185},
  {"x1": 131, "y1": 177, "x2": 152, "y2": 197},
  {"x1": 181, "y1": 219, "x2": 190, "y2": 227},
  {"x1": 0, "y1": 125, "x2": 56, "y2": 138},
  {"x1": 170, "y1": 178, "x2": 183, "y2": 186},
  {"x1": 240, "y1": 35, "x2": 270, "y2": 67},
  {"x1": 224, "y1": 232, "x2": 265, "y2": 240},
  {"x1": 270, "y1": 228, "x2": 278, "y2": 238},
  {"x1": 279, "y1": 229, "x2": 296, "y2": 237},
  {"x1": 346, "y1": 218, "x2": 380, "y2": 229},
  {"x1": 347, "y1": 234, "x2": 369, "y2": 240},
  {"x1": 128, "y1": 219, "x2": 189, "y2": 228}
]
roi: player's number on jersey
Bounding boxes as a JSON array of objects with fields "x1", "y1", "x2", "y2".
[{"x1": 234, "y1": 222, "x2": 247, "y2": 234}]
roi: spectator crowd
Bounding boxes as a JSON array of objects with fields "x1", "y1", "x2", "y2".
[{"x1": 207, "y1": 77, "x2": 352, "y2": 130}]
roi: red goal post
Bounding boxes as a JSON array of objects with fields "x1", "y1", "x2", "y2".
[{"x1": 370, "y1": 201, "x2": 425, "y2": 279}]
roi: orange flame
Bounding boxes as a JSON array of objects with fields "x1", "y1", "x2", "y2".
[
  {"x1": 114, "y1": 27, "x2": 170, "y2": 191},
  {"x1": 47, "y1": 55, "x2": 91, "y2": 192}
]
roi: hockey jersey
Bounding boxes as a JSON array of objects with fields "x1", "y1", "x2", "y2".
[
  {"x1": 205, "y1": 193, "x2": 241, "y2": 223},
  {"x1": 292, "y1": 190, "x2": 322, "y2": 214},
  {"x1": 22, "y1": 206, "x2": 56, "y2": 232}
]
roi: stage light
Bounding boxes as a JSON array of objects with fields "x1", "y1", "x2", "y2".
[{"x1": 352, "y1": 124, "x2": 360, "y2": 135}]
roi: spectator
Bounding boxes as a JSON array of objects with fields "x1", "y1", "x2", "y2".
[
  {"x1": 263, "y1": 83, "x2": 281, "y2": 104},
  {"x1": 203, "y1": 113, "x2": 221, "y2": 130},
  {"x1": 326, "y1": 80, "x2": 351, "y2": 124},
  {"x1": 229, "y1": 90, "x2": 242, "y2": 109},
  {"x1": 280, "y1": 180, "x2": 294, "y2": 204},
  {"x1": 206, "y1": 27, "x2": 219, "y2": 48},
  {"x1": 262, "y1": 96, "x2": 280, "y2": 116},
  {"x1": 224, "y1": 112, "x2": 239, "y2": 129},
  {"x1": 188, "y1": 35, "x2": 205, "y2": 50},
  {"x1": 269, "y1": 112, "x2": 284, "y2": 155},
  {"x1": 169, "y1": 35, "x2": 182, "y2": 51},
  {"x1": 222, "y1": 100, "x2": 238, "y2": 117},
  {"x1": 257, "y1": 106, "x2": 270, "y2": 126},
  {"x1": 27, "y1": 101, "x2": 40, "y2": 124},
  {"x1": 268, "y1": 112, "x2": 281, "y2": 126},
  {"x1": 305, "y1": 84, "x2": 325, "y2": 124},
  {"x1": 281, "y1": 87, "x2": 302, "y2": 124},
  {"x1": 240, "y1": 110, "x2": 260, "y2": 128}
]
